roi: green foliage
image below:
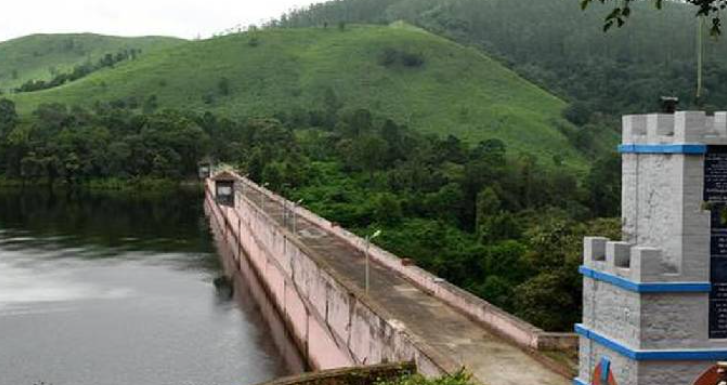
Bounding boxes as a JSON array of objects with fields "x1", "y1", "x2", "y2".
[
  {"x1": 14, "y1": 49, "x2": 142, "y2": 93},
  {"x1": 0, "y1": 21, "x2": 637, "y2": 331},
  {"x1": 0, "y1": 34, "x2": 182, "y2": 93},
  {"x1": 476, "y1": 188, "x2": 521, "y2": 243},
  {"x1": 585, "y1": 153, "x2": 622, "y2": 217},
  {"x1": 218, "y1": 77, "x2": 232, "y2": 96},
  {"x1": 374, "y1": 192, "x2": 403, "y2": 225},
  {"x1": 0, "y1": 101, "x2": 211, "y2": 185},
  {"x1": 513, "y1": 217, "x2": 620, "y2": 329},
  {"x1": 276, "y1": 0, "x2": 727, "y2": 125},
  {"x1": 374, "y1": 370, "x2": 475, "y2": 385},
  {"x1": 0, "y1": 95, "x2": 622, "y2": 330},
  {"x1": 0, "y1": 98, "x2": 18, "y2": 135},
  {"x1": 268, "y1": 108, "x2": 621, "y2": 331},
  {"x1": 378, "y1": 48, "x2": 425, "y2": 68},
  {"x1": 580, "y1": 0, "x2": 725, "y2": 35},
  {"x1": 7, "y1": 26, "x2": 589, "y2": 168}
]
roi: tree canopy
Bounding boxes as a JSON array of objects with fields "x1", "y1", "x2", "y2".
[
  {"x1": 582, "y1": 0, "x2": 726, "y2": 34},
  {"x1": 0, "y1": 96, "x2": 622, "y2": 331}
]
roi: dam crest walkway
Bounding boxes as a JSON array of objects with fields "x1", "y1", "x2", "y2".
[{"x1": 225, "y1": 177, "x2": 570, "y2": 385}]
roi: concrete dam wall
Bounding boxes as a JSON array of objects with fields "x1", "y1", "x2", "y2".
[
  {"x1": 205, "y1": 178, "x2": 450, "y2": 375},
  {"x1": 204, "y1": 172, "x2": 573, "y2": 385}
]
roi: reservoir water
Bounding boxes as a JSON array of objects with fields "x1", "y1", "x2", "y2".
[{"x1": 0, "y1": 188, "x2": 298, "y2": 385}]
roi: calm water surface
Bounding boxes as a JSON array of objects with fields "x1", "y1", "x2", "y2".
[{"x1": 0, "y1": 188, "x2": 295, "y2": 385}]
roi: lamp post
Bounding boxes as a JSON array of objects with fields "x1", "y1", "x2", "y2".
[
  {"x1": 660, "y1": 96, "x2": 679, "y2": 114},
  {"x1": 365, "y1": 230, "x2": 382, "y2": 294},
  {"x1": 239, "y1": 173, "x2": 249, "y2": 195},
  {"x1": 259, "y1": 182, "x2": 269, "y2": 211},
  {"x1": 292, "y1": 199, "x2": 304, "y2": 234},
  {"x1": 281, "y1": 183, "x2": 290, "y2": 226}
]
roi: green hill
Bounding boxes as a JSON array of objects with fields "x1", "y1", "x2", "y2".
[
  {"x1": 277, "y1": 0, "x2": 727, "y2": 116},
  {"x1": 7, "y1": 25, "x2": 589, "y2": 168},
  {"x1": 0, "y1": 33, "x2": 184, "y2": 93}
]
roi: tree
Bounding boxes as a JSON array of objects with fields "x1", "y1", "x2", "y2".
[
  {"x1": 0, "y1": 98, "x2": 18, "y2": 137},
  {"x1": 581, "y1": 0, "x2": 725, "y2": 34},
  {"x1": 374, "y1": 193, "x2": 403, "y2": 225},
  {"x1": 349, "y1": 135, "x2": 388, "y2": 176},
  {"x1": 476, "y1": 188, "x2": 521, "y2": 243},
  {"x1": 514, "y1": 271, "x2": 577, "y2": 331},
  {"x1": 562, "y1": 101, "x2": 593, "y2": 126},
  {"x1": 424, "y1": 183, "x2": 465, "y2": 224},
  {"x1": 586, "y1": 153, "x2": 621, "y2": 217},
  {"x1": 474, "y1": 275, "x2": 513, "y2": 310}
]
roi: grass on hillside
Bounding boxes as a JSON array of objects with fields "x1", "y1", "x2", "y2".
[
  {"x1": 0, "y1": 33, "x2": 184, "y2": 92},
  {"x1": 8, "y1": 25, "x2": 588, "y2": 168}
]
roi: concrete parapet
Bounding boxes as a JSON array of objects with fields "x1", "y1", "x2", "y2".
[
  {"x1": 582, "y1": 236, "x2": 712, "y2": 284},
  {"x1": 206, "y1": 179, "x2": 454, "y2": 376},
  {"x1": 622, "y1": 111, "x2": 727, "y2": 145},
  {"x1": 214, "y1": 172, "x2": 578, "y2": 357}
]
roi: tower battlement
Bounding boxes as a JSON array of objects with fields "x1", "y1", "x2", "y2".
[
  {"x1": 577, "y1": 110, "x2": 727, "y2": 385},
  {"x1": 623, "y1": 111, "x2": 727, "y2": 145},
  {"x1": 583, "y1": 237, "x2": 675, "y2": 284}
]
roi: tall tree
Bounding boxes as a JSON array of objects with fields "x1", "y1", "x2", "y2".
[
  {"x1": 581, "y1": 0, "x2": 726, "y2": 34},
  {"x1": 0, "y1": 98, "x2": 18, "y2": 137}
]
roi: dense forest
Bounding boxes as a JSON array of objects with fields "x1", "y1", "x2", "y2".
[
  {"x1": 275, "y1": 0, "x2": 727, "y2": 124},
  {"x1": 0, "y1": 97, "x2": 620, "y2": 330}
]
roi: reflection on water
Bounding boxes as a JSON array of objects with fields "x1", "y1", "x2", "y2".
[
  {"x1": 0, "y1": 188, "x2": 298, "y2": 385},
  {"x1": 209, "y1": 209, "x2": 308, "y2": 374}
]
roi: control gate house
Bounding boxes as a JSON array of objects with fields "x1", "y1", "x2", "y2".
[
  {"x1": 212, "y1": 170, "x2": 236, "y2": 207},
  {"x1": 577, "y1": 111, "x2": 727, "y2": 385}
]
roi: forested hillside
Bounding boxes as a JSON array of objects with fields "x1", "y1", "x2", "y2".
[
  {"x1": 0, "y1": 34, "x2": 184, "y2": 93},
  {"x1": 277, "y1": 0, "x2": 727, "y2": 123},
  {"x1": 8, "y1": 25, "x2": 594, "y2": 167},
  {"x1": 0, "y1": 96, "x2": 620, "y2": 330}
]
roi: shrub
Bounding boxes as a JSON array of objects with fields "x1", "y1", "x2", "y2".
[
  {"x1": 378, "y1": 48, "x2": 425, "y2": 68},
  {"x1": 375, "y1": 370, "x2": 475, "y2": 385},
  {"x1": 379, "y1": 48, "x2": 399, "y2": 67},
  {"x1": 401, "y1": 52, "x2": 425, "y2": 67}
]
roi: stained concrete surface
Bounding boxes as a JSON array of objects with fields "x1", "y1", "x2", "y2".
[{"x1": 243, "y1": 187, "x2": 570, "y2": 385}]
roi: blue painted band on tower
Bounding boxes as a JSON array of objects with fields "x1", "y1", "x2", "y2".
[
  {"x1": 576, "y1": 324, "x2": 727, "y2": 361},
  {"x1": 579, "y1": 266, "x2": 711, "y2": 293},
  {"x1": 618, "y1": 144, "x2": 707, "y2": 154}
]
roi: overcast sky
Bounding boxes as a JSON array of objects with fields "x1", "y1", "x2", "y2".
[{"x1": 0, "y1": 0, "x2": 321, "y2": 42}]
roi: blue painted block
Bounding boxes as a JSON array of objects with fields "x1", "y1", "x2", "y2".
[{"x1": 599, "y1": 357, "x2": 611, "y2": 383}]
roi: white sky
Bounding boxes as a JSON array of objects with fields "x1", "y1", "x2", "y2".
[{"x1": 0, "y1": 0, "x2": 321, "y2": 42}]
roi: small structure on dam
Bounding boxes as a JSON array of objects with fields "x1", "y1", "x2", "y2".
[{"x1": 578, "y1": 111, "x2": 727, "y2": 385}]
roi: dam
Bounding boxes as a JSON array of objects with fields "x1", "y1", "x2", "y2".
[{"x1": 205, "y1": 170, "x2": 573, "y2": 385}]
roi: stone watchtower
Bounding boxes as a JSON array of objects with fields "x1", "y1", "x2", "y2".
[{"x1": 577, "y1": 111, "x2": 727, "y2": 385}]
